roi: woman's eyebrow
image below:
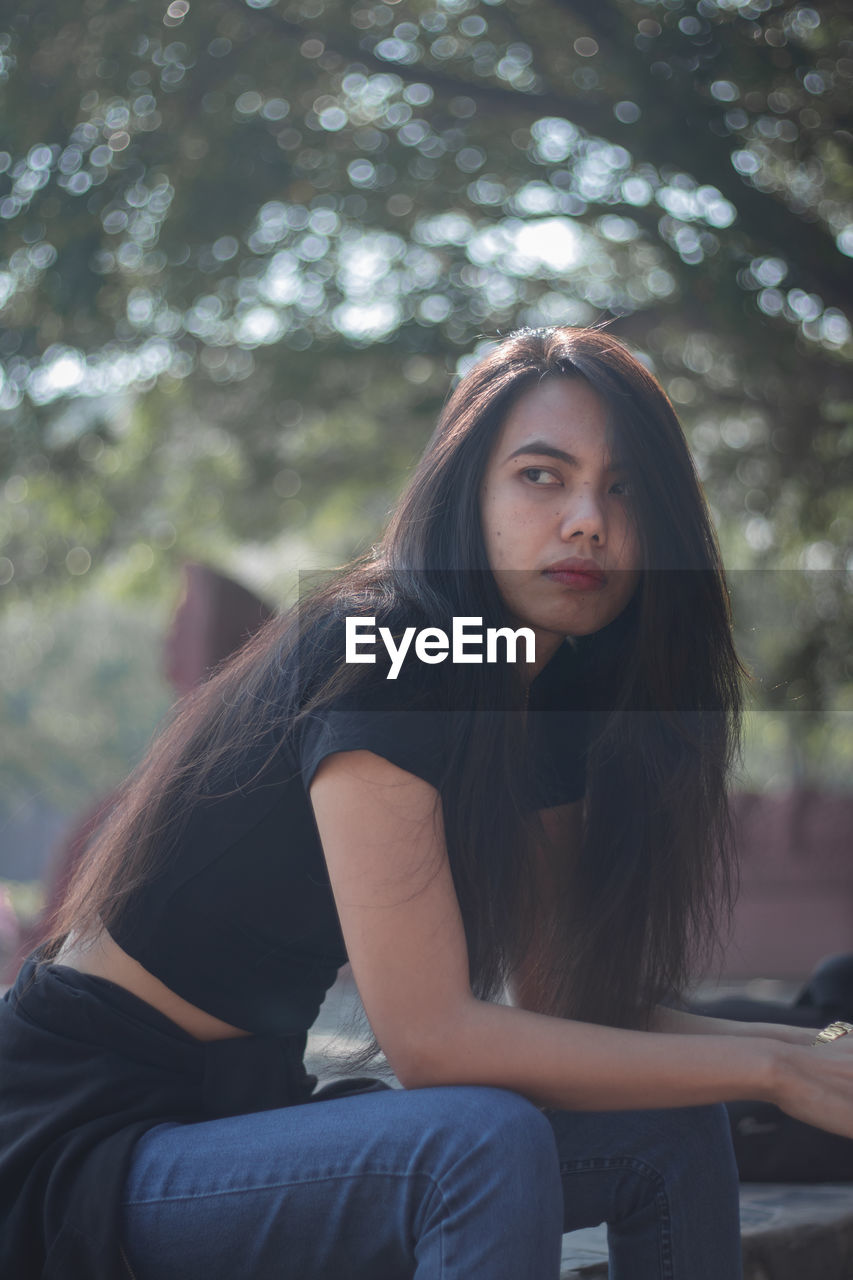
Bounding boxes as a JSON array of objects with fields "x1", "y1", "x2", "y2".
[{"x1": 504, "y1": 440, "x2": 625, "y2": 471}]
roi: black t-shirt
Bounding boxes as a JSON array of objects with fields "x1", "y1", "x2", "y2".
[{"x1": 109, "y1": 636, "x2": 590, "y2": 1036}]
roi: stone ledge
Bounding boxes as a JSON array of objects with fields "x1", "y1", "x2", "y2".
[{"x1": 560, "y1": 1184, "x2": 853, "y2": 1279}]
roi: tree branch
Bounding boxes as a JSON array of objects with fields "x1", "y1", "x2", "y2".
[
  {"x1": 545, "y1": 0, "x2": 853, "y2": 311},
  {"x1": 247, "y1": 0, "x2": 852, "y2": 314}
]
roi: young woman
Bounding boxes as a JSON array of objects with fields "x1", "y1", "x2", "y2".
[{"x1": 2, "y1": 326, "x2": 852, "y2": 1280}]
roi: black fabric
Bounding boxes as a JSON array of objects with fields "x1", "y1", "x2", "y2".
[
  {"x1": 0, "y1": 957, "x2": 315, "y2": 1280},
  {"x1": 109, "y1": 638, "x2": 590, "y2": 1036},
  {"x1": 726, "y1": 1101, "x2": 853, "y2": 1182}
]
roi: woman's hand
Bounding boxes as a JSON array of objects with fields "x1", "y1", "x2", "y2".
[{"x1": 770, "y1": 1034, "x2": 853, "y2": 1141}]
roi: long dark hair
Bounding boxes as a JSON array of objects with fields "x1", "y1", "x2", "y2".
[{"x1": 48, "y1": 327, "x2": 744, "y2": 1031}]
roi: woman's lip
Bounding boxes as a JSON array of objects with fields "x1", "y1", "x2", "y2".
[{"x1": 544, "y1": 567, "x2": 607, "y2": 589}]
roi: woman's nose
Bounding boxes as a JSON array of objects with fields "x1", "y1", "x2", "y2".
[{"x1": 559, "y1": 488, "x2": 605, "y2": 544}]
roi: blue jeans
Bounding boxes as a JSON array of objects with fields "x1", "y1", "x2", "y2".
[{"x1": 122, "y1": 1086, "x2": 742, "y2": 1280}]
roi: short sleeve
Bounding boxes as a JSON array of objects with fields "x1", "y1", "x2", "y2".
[
  {"x1": 298, "y1": 702, "x2": 450, "y2": 793},
  {"x1": 296, "y1": 632, "x2": 591, "y2": 807},
  {"x1": 287, "y1": 608, "x2": 457, "y2": 793}
]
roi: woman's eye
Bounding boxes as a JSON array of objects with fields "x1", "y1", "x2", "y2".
[
  {"x1": 522, "y1": 467, "x2": 559, "y2": 486},
  {"x1": 609, "y1": 480, "x2": 630, "y2": 496}
]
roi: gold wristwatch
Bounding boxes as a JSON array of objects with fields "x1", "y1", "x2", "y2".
[{"x1": 812, "y1": 1020, "x2": 853, "y2": 1046}]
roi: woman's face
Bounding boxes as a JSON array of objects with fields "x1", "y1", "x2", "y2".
[{"x1": 479, "y1": 375, "x2": 642, "y2": 673}]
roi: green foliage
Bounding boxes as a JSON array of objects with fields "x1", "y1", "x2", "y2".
[
  {"x1": 0, "y1": 590, "x2": 172, "y2": 817},
  {"x1": 0, "y1": 879, "x2": 44, "y2": 926}
]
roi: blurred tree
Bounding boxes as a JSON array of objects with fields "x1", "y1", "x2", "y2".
[
  {"x1": 0, "y1": 590, "x2": 172, "y2": 818},
  {"x1": 0, "y1": 0, "x2": 851, "y2": 727}
]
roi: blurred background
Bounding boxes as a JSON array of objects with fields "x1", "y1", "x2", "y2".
[{"x1": 0, "y1": 0, "x2": 851, "y2": 977}]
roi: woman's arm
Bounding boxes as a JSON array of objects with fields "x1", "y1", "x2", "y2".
[{"x1": 309, "y1": 751, "x2": 853, "y2": 1138}]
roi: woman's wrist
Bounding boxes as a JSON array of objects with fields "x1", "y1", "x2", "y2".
[
  {"x1": 743, "y1": 1034, "x2": 813, "y2": 1110},
  {"x1": 762, "y1": 1034, "x2": 844, "y2": 1117}
]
